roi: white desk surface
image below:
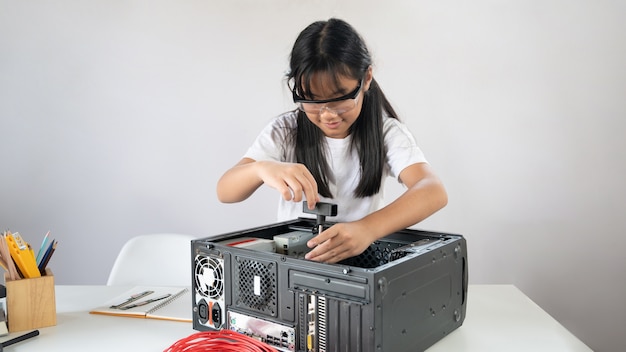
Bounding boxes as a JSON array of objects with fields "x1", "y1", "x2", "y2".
[{"x1": 1, "y1": 284, "x2": 591, "y2": 352}]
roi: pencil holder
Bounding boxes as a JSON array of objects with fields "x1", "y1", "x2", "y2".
[{"x1": 5, "y1": 268, "x2": 56, "y2": 332}]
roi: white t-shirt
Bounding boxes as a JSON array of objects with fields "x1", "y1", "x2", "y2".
[{"x1": 244, "y1": 111, "x2": 428, "y2": 222}]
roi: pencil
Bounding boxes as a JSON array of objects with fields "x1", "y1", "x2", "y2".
[{"x1": 0, "y1": 235, "x2": 20, "y2": 280}]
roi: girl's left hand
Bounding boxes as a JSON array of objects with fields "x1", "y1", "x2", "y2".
[{"x1": 304, "y1": 222, "x2": 375, "y2": 263}]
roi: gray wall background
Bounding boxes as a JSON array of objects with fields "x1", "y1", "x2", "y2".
[{"x1": 1, "y1": 1, "x2": 624, "y2": 351}]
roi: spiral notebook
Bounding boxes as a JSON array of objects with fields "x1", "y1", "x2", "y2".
[{"x1": 90, "y1": 286, "x2": 192, "y2": 322}]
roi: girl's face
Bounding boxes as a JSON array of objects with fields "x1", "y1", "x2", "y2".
[{"x1": 302, "y1": 68, "x2": 372, "y2": 139}]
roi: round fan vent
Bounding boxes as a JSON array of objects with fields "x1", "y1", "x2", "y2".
[{"x1": 194, "y1": 256, "x2": 224, "y2": 299}]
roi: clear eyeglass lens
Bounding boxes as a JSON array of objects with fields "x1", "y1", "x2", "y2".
[{"x1": 298, "y1": 99, "x2": 356, "y2": 115}]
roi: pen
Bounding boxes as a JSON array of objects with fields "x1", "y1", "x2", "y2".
[
  {"x1": 0, "y1": 329, "x2": 39, "y2": 350},
  {"x1": 110, "y1": 290, "x2": 154, "y2": 309},
  {"x1": 119, "y1": 294, "x2": 171, "y2": 310}
]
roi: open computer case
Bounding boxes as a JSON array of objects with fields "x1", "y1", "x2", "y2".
[{"x1": 190, "y1": 213, "x2": 468, "y2": 352}]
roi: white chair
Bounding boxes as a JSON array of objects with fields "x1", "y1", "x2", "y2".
[{"x1": 107, "y1": 233, "x2": 197, "y2": 286}]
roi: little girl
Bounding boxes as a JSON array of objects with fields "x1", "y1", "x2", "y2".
[{"x1": 217, "y1": 18, "x2": 447, "y2": 263}]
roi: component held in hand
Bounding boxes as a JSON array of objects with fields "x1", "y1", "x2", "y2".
[
  {"x1": 274, "y1": 231, "x2": 315, "y2": 258},
  {"x1": 302, "y1": 202, "x2": 338, "y2": 235}
]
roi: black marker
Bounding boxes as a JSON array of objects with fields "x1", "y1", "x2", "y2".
[{"x1": 0, "y1": 329, "x2": 39, "y2": 351}]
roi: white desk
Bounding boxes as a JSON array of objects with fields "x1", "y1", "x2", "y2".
[{"x1": 1, "y1": 285, "x2": 591, "y2": 352}]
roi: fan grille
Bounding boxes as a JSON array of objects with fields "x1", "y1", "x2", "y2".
[
  {"x1": 339, "y1": 241, "x2": 406, "y2": 268},
  {"x1": 194, "y1": 255, "x2": 224, "y2": 299},
  {"x1": 234, "y1": 257, "x2": 277, "y2": 315}
]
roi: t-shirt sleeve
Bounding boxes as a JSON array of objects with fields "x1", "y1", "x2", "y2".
[
  {"x1": 243, "y1": 113, "x2": 295, "y2": 162},
  {"x1": 384, "y1": 118, "x2": 428, "y2": 181},
  {"x1": 244, "y1": 122, "x2": 282, "y2": 161}
]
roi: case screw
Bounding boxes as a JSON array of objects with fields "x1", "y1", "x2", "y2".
[{"x1": 378, "y1": 277, "x2": 388, "y2": 294}]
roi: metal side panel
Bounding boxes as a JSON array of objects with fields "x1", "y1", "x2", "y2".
[{"x1": 380, "y1": 241, "x2": 466, "y2": 352}]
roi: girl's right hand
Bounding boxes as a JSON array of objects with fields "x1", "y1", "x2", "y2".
[{"x1": 255, "y1": 160, "x2": 320, "y2": 209}]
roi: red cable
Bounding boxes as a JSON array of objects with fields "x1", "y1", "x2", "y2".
[{"x1": 164, "y1": 330, "x2": 279, "y2": 352}]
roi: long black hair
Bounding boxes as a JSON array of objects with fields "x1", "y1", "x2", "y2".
[{"x1": 287, "y1": 18, "x2": 398, "y2": 198}]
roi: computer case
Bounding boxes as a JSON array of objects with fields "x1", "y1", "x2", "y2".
[{"x1": 191, "y1": 217, "x2": 468, "y2": 352}]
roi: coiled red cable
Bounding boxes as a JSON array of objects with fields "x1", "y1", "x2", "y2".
[{"x1": 164, "y1": 330, "x2": 279, "y2": 352}]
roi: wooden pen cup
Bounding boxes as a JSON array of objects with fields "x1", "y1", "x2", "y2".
[{"x1": 5, "y1": 268, "x2": 57, "y2": 332}]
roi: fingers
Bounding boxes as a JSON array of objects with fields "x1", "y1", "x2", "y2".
[
  {"x1": 262, "y1": 162, "x2": 319, "y2": 206},
  {"x1": 306, "y1": 227, "x2": 335, "y2": 248},
  {"x1": 295, "y1": 166, "x2": 319, "y2": 207},
  {"x1": 301, "y1": 175, "x2": 319, "y2": 209},
  {"x1": 284, "y1": 170, "x2": 317, "y2": 203},
  {"x1": 306, "y1": 244, "x2": 351, "y2": 264},
  {"x1": 305, "y1": 223, "x2": 374, "y2": 264},
  {"x1": 305, "y1": 227, "x2": 350, "y2": 263}
]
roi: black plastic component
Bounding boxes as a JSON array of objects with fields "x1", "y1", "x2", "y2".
[
  {"x1": 197, "y1": 299, "x2": 208, "y2": 322},
  {"x1": 302, "y1": 202, "x2": 338, "y2": 226},
  {"x1": 211, "y1": 302, "x2": 222, "y2": 328}
]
